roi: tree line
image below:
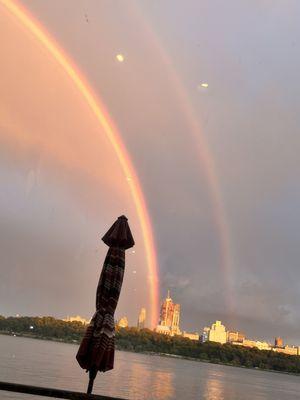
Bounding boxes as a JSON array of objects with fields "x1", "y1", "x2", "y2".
[{"x1": 1, "y1": 316, "x2": 299, "y2": 374}]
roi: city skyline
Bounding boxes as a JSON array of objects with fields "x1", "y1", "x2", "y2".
[
  {"x1": 7, "y1": 287, "x2": 300, "y2": 348},
  {"x1": 120, "y1": 291, "x2": 300, "y2": 347},
  {"x1": 155, "y1": 292, "x2": 300, "y2": 348},
  {"x1": 3, "y1": 288, "x2": 300, "y2": 347}
]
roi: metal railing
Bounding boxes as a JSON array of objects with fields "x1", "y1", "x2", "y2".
[{"x1": 0, "y1": 381, "x2": 126, "y2": 400}]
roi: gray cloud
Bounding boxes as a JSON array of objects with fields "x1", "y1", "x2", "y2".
[{"x1": 1, "y1": 0, "x2": 300, "y2": 344}]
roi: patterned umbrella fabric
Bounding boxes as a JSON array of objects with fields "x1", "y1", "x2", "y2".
[{"x1": 76, "y1": 215, "x2": 134, "y2": 394}]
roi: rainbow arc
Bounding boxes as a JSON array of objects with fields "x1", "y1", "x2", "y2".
[{"x1": 0, "y1": 0, "x2": 159, "y2": 327}]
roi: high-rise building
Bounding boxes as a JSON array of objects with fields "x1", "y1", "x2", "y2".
[
  {"x1": 156, "y1": 291, "x2": 181, "y2": 336},
  {"x1": 207, "y1": 320, "x2": 227, "y2": 344},
  {"x1": 137, "y1": 307, "x2": 146, "y2": 329},
  {"x1": 275, "y1": 337, "x2": 283, "y2": 348}
]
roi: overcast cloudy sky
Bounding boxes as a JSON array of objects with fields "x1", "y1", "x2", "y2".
[{"x1": 1, "y1": 0, "x2": 300, "y2": 344}]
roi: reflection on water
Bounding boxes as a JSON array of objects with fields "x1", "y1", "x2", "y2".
[
  {"x1": 110, "y1": 353, "x2": 174, "y2": 399},
  {"x1": 0, "y1": 335, "x2": 299, "y2": 400},
  {"x1": 92, "y1": 350, "x2": 174, "y2": 399},
  {"x1": 204, "y1": 375, "x2": 225, "y2": 400},
  {"x1": 150, "y1": 370, "x2": 174, "y2": 399}
]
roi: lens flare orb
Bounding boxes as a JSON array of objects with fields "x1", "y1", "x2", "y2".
[{"x1": 116, "y1": 54, "x2": 125, "y2": 62}]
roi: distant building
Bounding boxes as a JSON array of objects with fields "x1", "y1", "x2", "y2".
[
  {"x1": 201, "y1": 327, "x2": 210, "y2": 343},
  {"x1": 172, "y1": 304, "x2": 181, "y2": 334},
  {"x1": 201, "y1": 324, "x2": 300, "y2": 356},
  {"x1": 227, "y1": 331, "x2": 245, "y2": 343},
  {"x1": 137, "y1": 308, "x2": 146, "y2": 330},
  {"x1": 118, "y1": 316, "x2": 129, "y2": 328},
  {"x1": 255, "y1": 341, "x2": 272, "y2": 351},
  {"x1": 275, "y1": 337, "x2": 283, "y2": 348},
  {"x1": 241, "y1": 339, "x2": 257, "y2": 348},
  {"x1": 155, "y1": 325, "x2": 171, "y2": 335},
  {"x1": 156, "y1": 291, "x2": 181, "y2": 336},
  {"x1": 182, "y1": 331, "x2": 199, "y2": 341},
  {"x1": 232, "y1": 339, "x2": 271, "y2": 351},
  {"x1": 207, "y1": 321, "x2": 227, "y2": 344},
  {"x1": 273, "y1": 345, "x2": 299, "y2": 356},
  {"x1": 63, "y1": 315, "x2": 90, "y2": 325}
]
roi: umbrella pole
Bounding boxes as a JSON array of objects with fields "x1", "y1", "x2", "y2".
[{"x1": 87, "y1": 367, "x2": 97, "y2": 394}]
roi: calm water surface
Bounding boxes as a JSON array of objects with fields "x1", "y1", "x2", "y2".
[{"x1": 0, "y1": 335, "x2": 299, "y2": 399}]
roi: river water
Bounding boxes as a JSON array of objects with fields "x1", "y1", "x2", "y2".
[{"x1": 0, "y1": 335, "x2": 299, "y2": 399}]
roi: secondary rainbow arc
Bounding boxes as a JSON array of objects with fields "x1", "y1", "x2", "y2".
[{"x1": 130, "y1": 3, "x2": 235, "y2": 312}]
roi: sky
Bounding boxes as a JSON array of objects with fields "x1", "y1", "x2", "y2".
[{"x1": 1, "y1": 0, "x2": 300, "y2": 344}]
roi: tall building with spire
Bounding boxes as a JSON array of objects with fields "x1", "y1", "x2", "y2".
[
  {"x1": 155, "y1": 291, "x2": 181, "y2": 336},
  {"x1": 137, "y1": 307, "x2": 146, "y2": 329}
]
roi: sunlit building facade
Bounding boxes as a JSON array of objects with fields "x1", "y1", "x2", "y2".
[
  {"x1": 227, "y1": 330, "x2": 245, "y2": 343},
  {"x1": 117, "y1": 316, "x2": 129, "y2": 328},
  {"x1": 231, "y1": 339, "x2": 272, "y2": 351},
  {"x1": 274, "y1": 337, "x2": 283, "y2": 348},
  {"x1": 199, "y1": 321, "x2": 300, "y2": 356},
  {"x1": 156, "y1": 291, "x2": 181, "y2": 336},
  {"x1": 63, "y1": 315, "x2": 90, "y2": 325},
  {"x1": 273, "y1": 345, "x2": 300, "y2": 356},
  {"x1": 206, "y1": 321, "x2": 227, "y2": 344},
  {"x1": 137, "y1": 307, "x2": 146, "y2": 330},
  {"x1": 182, "y1": 331, "x2": 199, "y2": 341},
  {"x1": 231, "y1": 339, "x2": 300, "y2": 355}
]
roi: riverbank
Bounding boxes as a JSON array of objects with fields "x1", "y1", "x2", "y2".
[
  {"x1": 142, "y1": 350, "x2": 300, "y2": 377},
  {"x1": 1, "y1": 330, "x2": 299, "y2": 377},
  {"x1": 1, "y1": 316, "x2": 300, "y2": 375}
]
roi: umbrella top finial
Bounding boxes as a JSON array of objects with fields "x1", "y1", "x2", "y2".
[{"x1": 102, "y1": 215, "x2": 134, "y2": 249}]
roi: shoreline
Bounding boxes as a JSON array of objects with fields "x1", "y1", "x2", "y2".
[{"x1": 1, "y1": 332, "x2": 299, "y2": 377}]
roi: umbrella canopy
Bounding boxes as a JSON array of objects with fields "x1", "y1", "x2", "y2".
[{"x1": 76, "y1": 216, "x2": 134, "y2": 392}]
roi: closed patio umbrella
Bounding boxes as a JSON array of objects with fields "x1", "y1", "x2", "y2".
[{"x1": 76, "y1": 215, "x2": 134, "y2": 394}]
